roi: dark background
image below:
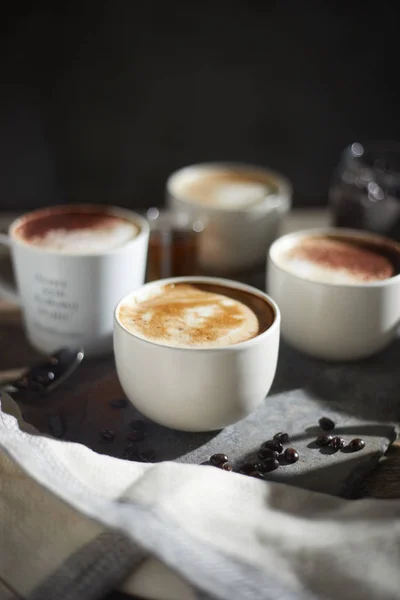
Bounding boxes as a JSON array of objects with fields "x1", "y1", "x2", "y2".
[{"x1": 1, "y1": 1, "x2": 399, "y2": 212}]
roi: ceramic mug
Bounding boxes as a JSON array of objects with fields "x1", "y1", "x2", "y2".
[
  {"x1": 166, "y1": 162, "x2": 292, "y2": 274},
  {"x1": 114, "y1": 276, "x2": 280, "y2": 431},
  {"x1": 0, "y1": 204, "x2": 149, "y2": 357},
  {"x1": 267, "y1": 228, "x2": 400, "y2": 361}
]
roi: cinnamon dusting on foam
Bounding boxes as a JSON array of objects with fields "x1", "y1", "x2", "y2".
[
  {"x1": 14, "y1": 208, "x2": 138, "y2": 253},
  {"x1": 284, "y1": 237, "x2": 394, "y2": 283},
  {"x1": 118, "y1": 283, "x2": 272, "y2": 348}
]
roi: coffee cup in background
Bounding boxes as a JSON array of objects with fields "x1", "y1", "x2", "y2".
[
  {"x1": 166, "y1": 162, "x2": 292, "y2": 274},
  {"x1": 267, "y1": 228, "x2": 400, "y2": 361},
  {"x1": 0, "y1": 204, "x2": 149, "y2": 357},
  {"x1": 114, "y1": 276, "x2": 280, "y2": 431}
]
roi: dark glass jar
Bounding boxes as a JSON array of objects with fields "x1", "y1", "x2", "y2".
[
  {"x1": 329, "y1": 142, "x2": 400, "y2": 241},
  {"x1": 145, "y1": 208, "x2": 205, "y2": 281}
]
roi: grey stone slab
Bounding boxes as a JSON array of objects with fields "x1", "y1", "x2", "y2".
[{"x1": 119, "y1": 337, "x2": 400, "y2": 498}]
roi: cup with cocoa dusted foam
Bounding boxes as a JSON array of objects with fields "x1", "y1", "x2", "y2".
[
  {"x1": 114, "y1": 276, "x2": 280, "y2": 431},
  {"x1": 0, "y1": 204, "x2": 149, "y2": 357},
  {"x1": 267, "y1": 228, "x2": 400, "y2": 361}
]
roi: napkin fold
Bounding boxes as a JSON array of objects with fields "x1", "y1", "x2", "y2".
[{"x1": 1, "y1": 392, "x2": 400, "y2": 600}]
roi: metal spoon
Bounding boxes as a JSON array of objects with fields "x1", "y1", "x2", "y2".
[{"x1": 1, "y1": 347, "x2": 84, "y2": 399}]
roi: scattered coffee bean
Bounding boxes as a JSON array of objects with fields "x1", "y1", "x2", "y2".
[
  {"x1": 32, "y1": 370, "x2": 55, "y2": 384},
  {"x1": 219, "y1": 462, "x2": 233, "y2": 471},
  {"x1": 109, "y1": 398, "x2": 127, "y2": 409},
  {"x1": 100, "y1": 428, "x2": 115, "y2": 442},
  {"x1": 348, "y1": 438, "x2": 366, "y2": 452},
  {"x1": 273, "y1": 432, "x2": 289, "y2": 443},
  {"x1": 139, "y1": 449, "x2": 156, "y2": 462},
  {"x1": 261, "y1": 440, "x2": 283, "y2": 454},
  {"x1": 316, "y1": 435, "x2": 333, "y2": 447},
  {"x1": 284, "y1": 448, "x2": 299, "y2": 463},
  {"x1": 240, "y1": 462, "x2": 259, "y2": 474},
  {"x1": 127, "y1": 430, "x2": 145, "y2": 442},
  {"x1": 130, "y1": 419, "x2": 145, "y2": 431},
  {"x1": 123, "y1": 445, "x2": 139, "y2": 460},
  {"x1": 319, "y1": 417, "x2": 335, "y2": 431},
  {"x1": 210, "y1": 453, "x2": 229, "y2": 466},
  {"x1": 259, "y1": 457, "x2": 280, "y2": 472},
  {"x1": 248, "y1": 471, "x2": 265, "y2": 480},
  {"x1": 330, "y1": 436, "x2": 345, "y2": 450},
  {"x1": 257, "y1": 448, "x2": 279, "y2": 461},
  {"x1": 13, "y1": 376, "x2": 29, "y2": 389}
]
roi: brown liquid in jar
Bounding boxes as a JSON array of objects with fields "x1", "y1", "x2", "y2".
[{"x1": 145, "y1": 212, "x2": 203, "y2": 281}]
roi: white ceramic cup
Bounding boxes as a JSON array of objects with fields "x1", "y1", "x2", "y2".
[
  {"x1": 267, "y1": 228, "x2": 400, "y2": 361},
  {"x1": 114, "y1": 276, "x2": 280, "y2": 432},
  {"x1": 166, "y1": 162, "x2": 292, "y2": 274},
  {"x1": 0, "y1": 205, "x2": 149, "y2": 357}
]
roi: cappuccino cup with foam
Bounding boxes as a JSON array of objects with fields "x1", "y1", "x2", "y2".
[
  {"x1": 0, "y1": 205, "x2": 149, "y2": 356},
  {"x1": 167, "y1": 162, "x2": 292, "y2": 274},
  {"x1": 114, "y1": 276, "x2": 280, "y2": 431},
  {"x1": 267, "y1": 228, "x2": 400, "y2": 361}
]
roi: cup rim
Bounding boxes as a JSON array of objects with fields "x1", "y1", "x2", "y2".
[
  {"x1": 268, "y1": 227, "x2": 400, "y2": 288},
  {"x1": 114, "y1": 275, "x2": 280, "y2": 352},
  {"x1": 166, "y1": 161, "x2": 292, "y2": 214},
  {"x1": 8, "y1": 204, "x2": 150, "y2": 257}
]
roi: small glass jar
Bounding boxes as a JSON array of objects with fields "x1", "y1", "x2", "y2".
[
  {"x1": 329, "y1": 142, "x2": 400, "y2": 241},
  {"x1": 145, "y1": 208, "x2": 205, "y2": 281}
]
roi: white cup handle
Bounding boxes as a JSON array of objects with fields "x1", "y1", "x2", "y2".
[{"x1": 0, "y1": 233, "x2": 20, "y2": 305}]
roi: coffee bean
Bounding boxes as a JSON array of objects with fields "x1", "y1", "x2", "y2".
[
  {"x1": 123, "y1": 444, "x2": 139, "y2": 460},
  {"x1": 219, "y1": 462, "x2": 233, "y2": 471},
  {"x1": 130, "y1": 419, "x2": 145, "y2": 431},
  {"x1": 13, "y1": 376, "x2": 29, "y2": 389},
  {"x1": 284, "y1": 448, "x2": 299, "y2": 463},
  {"x1": 109, "y1": 398, "x2": 127, "y2": 409},
  {"x1": 100, "y1": 428, "x2": 115, "y2": 442},
  {"x1": 273, "y1": 432, "x2": 289, "y2": 443},
  {"x1": 319, "y1": 417, "x2": 335, "y2": 431},
  {"x1": 248, "y1": 471, "x2": 265, "y2": 480},
  {"x1": 261, "y1": 440, "x2": 283, "y2": 454},
  {"x1": 210, "y1": 453, "x2": 229, "y2": 466},
  {"x1": 31, "y1": 370, "x2": 55, "y2": 384},
  {"x1": 259, "y1": 457, "x2": 280, "y2": 472},
  {"x1": 240, "y1": 462, "x2": 259, "y2": 474},
  {"x1": 139, "y1": 449, "x2": 156, "y2": 462},
  {"x1": 127, "y1": 430, "x2": 145, "y2": 442},
  {"x1": 316, "y1": 435, "x2": 333, "y2": 447},
  {"x1": 330, "y1": 436, "x2": 345, "y2": 450},
  {"x1": 348, "y1": 438, "x2": 365, "y2": 452},
  {"x1": 257, "y1": 448, "x2": 279, "y2": 461}
]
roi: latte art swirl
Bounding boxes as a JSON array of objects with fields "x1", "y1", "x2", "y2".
[{"x1": 118, "y1": 283, "x2": 273, "y2": 348}]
